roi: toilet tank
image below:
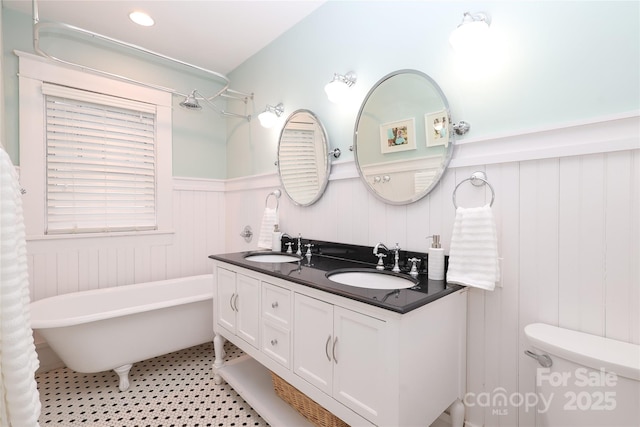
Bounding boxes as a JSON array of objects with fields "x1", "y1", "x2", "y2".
[{"x1": 525, "y1": 323, "x2": 640, "y2": 427}]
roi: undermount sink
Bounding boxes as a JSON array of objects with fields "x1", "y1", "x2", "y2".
[
  {"x1": 243, "y1": 253, "x2": 301, "y2": 263},
  {"x1": 326, "y1": 268, "x2": 418, "y2": 290}
]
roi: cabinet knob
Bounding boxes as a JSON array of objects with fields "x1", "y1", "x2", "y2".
[
  {"x1": 270, "y1": 339, "x2": 278, "y2": 346},
  {"x1": 271, "y1": 301, "x2": 279, "y2": 309}
]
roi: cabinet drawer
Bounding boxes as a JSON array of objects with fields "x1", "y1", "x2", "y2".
[
  {"x1": 262, "y1": 321, "x2": 291, "y2": 368},
  {"x1": 262, "y1": 281, "x2": 291, "y2": 327}
]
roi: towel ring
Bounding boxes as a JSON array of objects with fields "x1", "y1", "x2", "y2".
[
  {"x1": 265, "y1": 189, "x2": 281, "y2": 210},
  {"x1": 452, "y1": 171, "x2": 495, "y2": 208}
]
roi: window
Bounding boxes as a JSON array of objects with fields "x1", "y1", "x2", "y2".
[
  {"x1": 18, "y1": 51, "x2": 173, "y2": 239},
  {"x1": 44, "y1": 84, "x2": 157, "y2": 234}
]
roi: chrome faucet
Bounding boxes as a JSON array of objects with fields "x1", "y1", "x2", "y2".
[{"x1": 373, "y1": 242, "x2": 389, "y2": 270}]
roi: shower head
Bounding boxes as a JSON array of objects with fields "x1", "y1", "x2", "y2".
[
  {"x1": 177, "y1": 89, "x2": 251, "y2": 121},
  {"x1": 179, "y1": 90, "x2": 202, "y2": 110}
]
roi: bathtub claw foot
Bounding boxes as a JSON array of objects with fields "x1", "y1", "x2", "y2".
[{"x1": 114, "y1": 364, "x2": 133, "y2": 391}]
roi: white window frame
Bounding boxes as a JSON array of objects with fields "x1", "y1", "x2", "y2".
[{"x1": 17, "y1": 51, "x2": 173, "y2": 240}]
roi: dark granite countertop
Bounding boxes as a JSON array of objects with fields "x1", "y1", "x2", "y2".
[{"x1": 209, "y1": 240, "x2": 463, "y2": 314}]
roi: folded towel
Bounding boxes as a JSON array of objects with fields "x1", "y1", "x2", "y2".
[
  {"x1": 446, "y1": 204, "x2": 500, "y2": 291},
  {"x1": 0, "y1": 147, "x2": 42, "y2": 426},
  {"x1": 257, "y1": 207, "x2": 278, "y2": 249}
]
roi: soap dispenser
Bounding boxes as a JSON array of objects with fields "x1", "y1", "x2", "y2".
[
  {"x1": 271, "y1": 224, "x2": 282, "y2": 252},
  {"x1": 427, "y1": 235, "x2": 445, "y2": 280}
]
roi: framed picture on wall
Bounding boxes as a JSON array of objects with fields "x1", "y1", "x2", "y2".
[
  {"x1": 425, "y1": 110, "x2": 449, "y2": 147},
  {"x1": 379, "y1": 118, "x2": 416, "y2": 154}
]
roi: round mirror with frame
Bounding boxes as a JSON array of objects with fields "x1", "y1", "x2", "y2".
[
  {"x1": 354, "y1": 69, "x2": 455, "y2": 205},
  {"x1": 277, "y1": 109, "x2": 331, "y2": 206}
]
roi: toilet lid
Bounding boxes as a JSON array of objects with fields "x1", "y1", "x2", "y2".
[{"x1": 524, "y1": 323, "x2": 640, "y2": 381}]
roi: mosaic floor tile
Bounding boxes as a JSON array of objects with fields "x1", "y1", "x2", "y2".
[{"x1": 36, "y1": 341, "x2": 269, "y2": 427}]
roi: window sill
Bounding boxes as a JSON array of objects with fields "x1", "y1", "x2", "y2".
[{"x1": 26, "y1": 229, "x2": 175, "y2": 247}]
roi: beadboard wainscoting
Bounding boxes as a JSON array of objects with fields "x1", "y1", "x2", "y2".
[
  {"x1": 26, "y1": 177, "x2": 225, "y2": 302},
  {"x1": 224, "y1": 114, "x2": 639, "y2": 427}
]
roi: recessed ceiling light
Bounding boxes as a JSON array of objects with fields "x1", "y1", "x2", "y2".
[{"x1": 129, "y1": 11, "x2": 154, "y2": 27}]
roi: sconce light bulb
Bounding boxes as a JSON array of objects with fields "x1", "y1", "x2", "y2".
[
  {"x1": 258, "y1": 110, "x2": 277, "y2": 128},
  {"x1": 449, "y1": 12, "x2": 490, "y2": 53},
  {"x1": 324, "y1": 80, "x2": 348, "y2": 103},
  {"x1": 324, "y1": 72, "x2": 356, "y2": 104}
]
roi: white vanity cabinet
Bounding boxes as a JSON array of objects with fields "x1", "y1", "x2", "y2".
[
  {"x1": 293, "y1": 293, "x2": 389, "y2": 424},
  {"x1": 211, "y1": 260, "x2": 468, "y2": 427},
  {"x1": 216, "y1": 267, "x2": 260, "y2": 348}
]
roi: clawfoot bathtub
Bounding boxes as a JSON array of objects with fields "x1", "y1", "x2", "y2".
[{"x1": 30, "y1": 274, "x2": 213, "y2": 391}]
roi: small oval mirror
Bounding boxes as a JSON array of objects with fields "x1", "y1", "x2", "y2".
[
  {"x1": 354, "y1": 69, "x2": 455, "y2": 205},
  {"x1": 277, "y1": 109, "x2": 331, "y2": 206}
]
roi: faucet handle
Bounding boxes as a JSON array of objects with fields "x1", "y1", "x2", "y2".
[
  {"x1": 305, "y1": 243, "x2": 314, "y2": 257},
  {"x1": 375, "y1": 253, "x2": 387, "y2": 270},
  {"x1": 285, "y1": 242, "x2": 293, "y2": 254},
  {"x1": 408, "y1": 257, "x2": 420, "y2": 277}
]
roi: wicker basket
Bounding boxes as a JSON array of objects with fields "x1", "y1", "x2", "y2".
[{"x1": 270, "y1": 371, "x2": 349, "y2": 427}]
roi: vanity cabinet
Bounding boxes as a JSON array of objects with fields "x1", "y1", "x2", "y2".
[
  {"x1": 216, "y1": 267, "x2": 260, "y2": 348},
  {"x1": 211, "y1": 260, "x2": 467, "y2": 427},
  {"x1": 293, "y1": 293, "x2": 388, "y2": 423}
]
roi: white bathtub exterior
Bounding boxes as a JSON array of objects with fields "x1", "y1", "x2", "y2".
[{"x1": 30, "y1": 274, "x2": 214, "y2": 374}]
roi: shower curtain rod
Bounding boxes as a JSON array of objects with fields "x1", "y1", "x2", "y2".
[{"x1": 31, "y1": 0, "x2": 253, "y2": 120}]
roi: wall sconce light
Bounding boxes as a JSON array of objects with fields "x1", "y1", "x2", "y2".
[
  {"x1": 258, "y1": 103, "x2": 284, "y2": 128},
  {"x1": 449, "y1": 12, "x2": 491, "y2": 52},
  {"x1": 324, "y1": 71, "x2": 357, "y2": 103}
]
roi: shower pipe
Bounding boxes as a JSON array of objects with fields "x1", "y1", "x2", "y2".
[{"x1": 30, "y1": 0, "x2": 252, "y2": 121}]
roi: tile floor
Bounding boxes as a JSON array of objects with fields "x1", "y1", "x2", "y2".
[
  {"x1": 36, "y1": 341, "x2": 451, "y2": 427},
  {"x1": 36, "y1": 341, "x2": 269, "y2": 427}
]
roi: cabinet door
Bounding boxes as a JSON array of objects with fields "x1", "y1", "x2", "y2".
[
  {"x1": 293, "y1": 293, "x2": 333, "y2": 395},
  {"x1": 236, "y1": 273, "x2": 260, "y2": 348},
  {"x1": 333, "y1": 306, "x2": 387, "y2": 424},
  {"x1": 216, "y1": 267, "x2": 237, "y2": 332}
]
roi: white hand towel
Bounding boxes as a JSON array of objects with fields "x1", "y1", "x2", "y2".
[
  {"x1": 0, "y1": 147, "x2": 42, "y2": 427},
  {"x1": 257, "y1": 207, "x2": 278, "y2": 249},
  {"x1": 447, "y1": 204, "x2": 500, "y2": 291}
]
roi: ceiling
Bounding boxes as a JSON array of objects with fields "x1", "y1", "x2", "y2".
[{"x1": 2, "y1": 0, "x2": 326, "y2": 75}]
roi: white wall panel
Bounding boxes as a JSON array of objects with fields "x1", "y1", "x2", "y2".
[
  {"x1": 604, "y1": 151, "x2": 636, "y2": 343},
  {"x1": 222, "y1": 148, "x2": 638, "y2": 427},
  {"x1": 631, "y1": 151, "x2": 640, "y2": 346},
  {"x1": 27, "y1": 178, "x2": 226, "y2": 303},
  {"x1": 485, "y1": 162, "x2": 520, "y2": 427}
]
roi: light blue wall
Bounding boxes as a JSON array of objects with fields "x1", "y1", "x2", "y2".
[
  {"x1": 228, "y1": 0, "x2": 640, "y2": 178},
  {"x1": 3, "y1": 2, "x2": 638, "y2": 179},
  {"x1": 2, "y1": 7, "x2": 230, "y2": 178}
]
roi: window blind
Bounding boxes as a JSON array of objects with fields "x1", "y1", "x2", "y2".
[
  {"x1": 43, "y1": 83, "x2": 157, "y2": 234},
  {"x1": 279, "y1": 126, "x2": 320, "y2": 204}
]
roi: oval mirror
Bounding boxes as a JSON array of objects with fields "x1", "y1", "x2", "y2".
[
  {"x1": 354, "y1": 69, "x2": 455, "y2": 205},
  {"x1": 277, "y1": 109, "x2": 331, "y2": 206}
]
